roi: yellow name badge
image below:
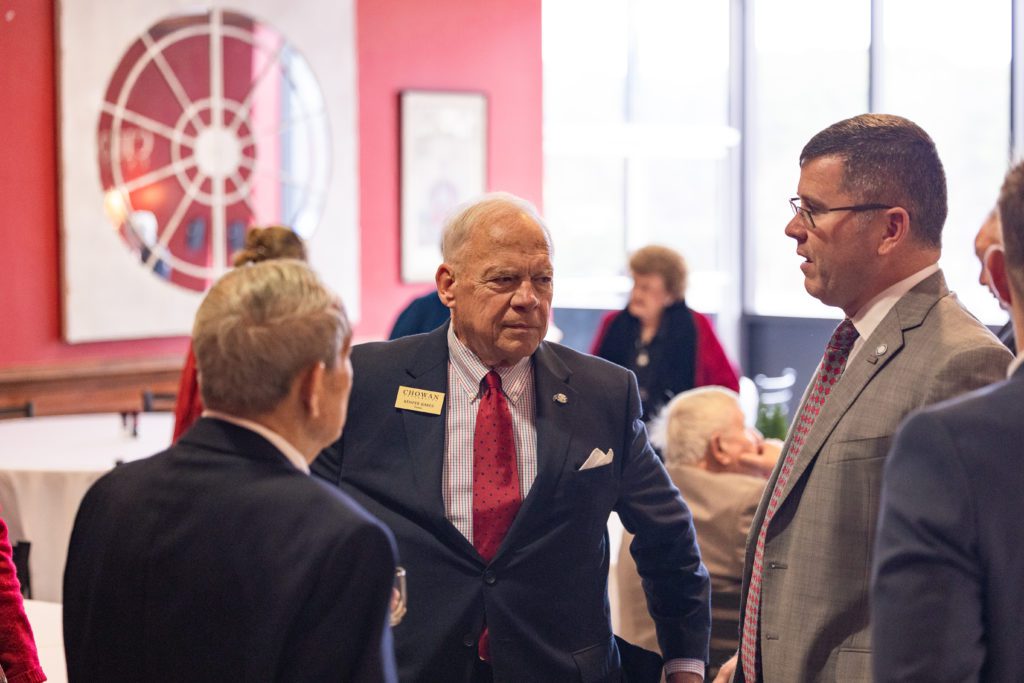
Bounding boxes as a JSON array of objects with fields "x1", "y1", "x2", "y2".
[{"x1": 395, "y1": 386, "x2": 445, "y2": 415}]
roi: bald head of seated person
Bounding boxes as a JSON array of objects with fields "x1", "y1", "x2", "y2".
[
  {"x1": 63, "y1": 260, "x2": 399, "y2": 683},
  {"x1": 313, "y1": 192, "x2": 710, "y2": 683},
  {"x1": 618, "y1": 387, "x2": 773, "y2": 661}
]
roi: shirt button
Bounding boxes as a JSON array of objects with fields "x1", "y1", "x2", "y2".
[{"x1": 483, "y1": 570, "x2": 497, "y2": 585}]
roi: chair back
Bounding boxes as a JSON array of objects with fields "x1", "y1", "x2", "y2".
[
  {"x1": 708, "y1": 585, "x2": 742, "y2": 678},
  {"x1": 0, "y1": 402, "x2": 34, "y2": 420}
]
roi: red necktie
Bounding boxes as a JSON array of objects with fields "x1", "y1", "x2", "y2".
[
  {"x1": 473, "y1": 370, "x2": 521, "y2": 561},
  {"x1": 473, "y1": 370, "x2": 521, "y2": 661},
  {"x1": 740, "y1": 319, "x2": 859, "y2": 681}
]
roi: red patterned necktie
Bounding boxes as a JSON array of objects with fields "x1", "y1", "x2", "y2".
[
  {"x1": 740, "y1": 319, "x2": 859, "y2": 681},
  {"x1": 473, "y1": 370, "x2": 521, "y2": 661}
]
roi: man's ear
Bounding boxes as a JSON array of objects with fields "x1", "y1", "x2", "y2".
[
  {"x1": 299, "y1": 361, "x2": 327, "y2": 418},
  {"x1": 708, "y1": 432, "x2": 731, "y2": 466},
  {"x1": 877, "y1": 207, "x2": 911, "y2": 256},
  {"x1": 986, "y1": 246, "x2": 1014, "y2": 307},
  {"x1": 436, "y1": 263, "x2": 456, "y2": 309}
]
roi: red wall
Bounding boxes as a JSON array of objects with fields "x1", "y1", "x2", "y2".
[
  {"x1": 355, "y1": 0, "x2": 543, "y2": 338},
  {"x1": 0, "y1": 0, "x2": 542, "y2": 367}
]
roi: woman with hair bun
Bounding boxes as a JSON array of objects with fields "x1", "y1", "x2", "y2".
[{"x1": 171, "y1": 226, "x2": 307, "y2": 441}]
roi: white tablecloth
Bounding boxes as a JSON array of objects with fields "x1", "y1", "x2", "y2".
[
  {"x1": 24, "y1": 599, "x2": 65, "y2": 683},
  {"x1": 0, "y1": 413, "x2": 174, "y2": 601}
]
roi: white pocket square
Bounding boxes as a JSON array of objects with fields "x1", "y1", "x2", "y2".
[{"x1": 579, "y1": 447, "x2": 614, "y2": 470}]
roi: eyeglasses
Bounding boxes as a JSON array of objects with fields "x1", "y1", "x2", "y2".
[{"x1": 789, "y1": 197, "x2": 893, "y2": 230}]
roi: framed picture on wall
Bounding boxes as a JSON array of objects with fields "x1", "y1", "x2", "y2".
[
  {"x1": 56, "y1": 0, "x2": 360, "y2": 342},
  {"x1": 400, "y1": 90, "x2": 487, "y2": 283}
]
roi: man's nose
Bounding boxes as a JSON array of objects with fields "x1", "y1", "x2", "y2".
[
  {"x1": 511, "y1": 281, "x2": 540, "y2": 308},
  {"x1": 784, "y1": 214, "x2": 805, "y2": 240}
]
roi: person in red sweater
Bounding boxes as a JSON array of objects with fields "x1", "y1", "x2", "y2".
[
  {"x1": 591, "y1": 245, "x2": 739, "y2": 422},
  {"x1": 0, "y1": 514, "x2": 45, "y2": 683},
  {"x1": 172, "y1": 226, "x2": 307, "y2": 442}
]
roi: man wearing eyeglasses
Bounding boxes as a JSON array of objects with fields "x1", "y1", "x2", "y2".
[{"x1": 716, "y1": 114, "x2": 1011, "y2": 682}]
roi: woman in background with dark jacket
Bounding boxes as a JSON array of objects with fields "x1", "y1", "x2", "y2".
[{"x1": 592, "y1": 245, "x2": 739, "y2": 421}]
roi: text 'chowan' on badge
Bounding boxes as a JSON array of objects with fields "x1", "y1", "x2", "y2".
[{"x1": 394, "y1": 386, "x2": 445, "y2": 415}]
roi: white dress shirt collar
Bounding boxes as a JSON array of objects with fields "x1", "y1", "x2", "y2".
[
  {"x1": 446, "y1": 325, "x2": 532, "y2": 404},
  {"x1": 847, "y1": 263, "x2": 939, "y2": 362},
  {"x1": 201, "y1": 410, "x2": 310, "y2": 474}
]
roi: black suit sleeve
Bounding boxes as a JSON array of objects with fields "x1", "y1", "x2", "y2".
[
  {"x1": 871, "y1": 411, "x2": 984, "y2": 682},
  {"x1": 615, "y1": 371, "x2": 711, "y2": 662},
  {"x1": 281, "y1": 519, "x2": 399, "y2": 682}
]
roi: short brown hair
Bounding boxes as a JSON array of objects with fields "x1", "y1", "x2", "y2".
[
  {"x1": 800, "y1": 114, "x2": 947, "y2": 248},
  {"x1": 193, "y1": 260, "x2": 349, "y2": 417},
  {"x1": 629, "y1": 245, "x2": 687, "y2": 300}
]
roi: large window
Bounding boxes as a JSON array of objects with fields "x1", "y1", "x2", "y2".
[
  {"x1": 543, "y1": 0, "x2": 737, "y2": 316},
  {"x1": 544, "y1": 0, "x2": 1016, "y2": 329},
  {"x1": 876, "y1": 0, "x2": 1011, "y2": 324},
  {"x1": 746, "y1": 0, "x2": 870, "y2": 317}
]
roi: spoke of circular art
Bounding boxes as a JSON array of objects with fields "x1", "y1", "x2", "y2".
[
  {"x1": 59, "y1": 2, "x2": 357, "y2": 342},
  {"x1": 97, "y1": 9, "x2": 329, "y2": 292}
]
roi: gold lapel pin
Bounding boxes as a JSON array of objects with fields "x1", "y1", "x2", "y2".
[{"x1": 553, "y1": 393, "x2": 568, "y2": 404}]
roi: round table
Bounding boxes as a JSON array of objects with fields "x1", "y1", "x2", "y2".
[{"x1": 0, "y1": 413, "x2": 174, "y2": 601}]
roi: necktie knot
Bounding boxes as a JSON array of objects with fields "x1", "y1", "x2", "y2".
[
  {"x1": 482, "y1": 370, "x2": 502, "y2": 395},
  {"x1": 829, "y1": 319, "x2": 859, "y2": 352}
]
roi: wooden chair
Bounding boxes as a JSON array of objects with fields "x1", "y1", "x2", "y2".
[
  {"x1": 11, "y1": 541, "x2": 31, "y2": 599},
  {"x1": 142, "y1": 390, "x2": 177, "y2": 413}
]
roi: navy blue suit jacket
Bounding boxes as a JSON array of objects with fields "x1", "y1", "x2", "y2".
[
  {"x1": 312, "y1": 324, "x2": 710, "y2": 682},
  {"x1": 64, "y1": 418, "x2": 398, "y2": 683},
  {"x1": 872, "y1": 365, "x2": 1024, "y2": 682}
]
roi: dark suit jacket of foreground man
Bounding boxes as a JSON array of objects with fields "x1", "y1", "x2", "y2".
[
  {"x1": 313, "y1": 323, "x2": 710, "y2": 682},
  {"x1": 64, "y1": 418, "x2": 398, "y2": 683},
  {"x1": 872, "y1": 363, "x2": 1024, "y2": 682},
  {"x1": 734, "y1": 272, "x2": 1011, "y2": 682}
]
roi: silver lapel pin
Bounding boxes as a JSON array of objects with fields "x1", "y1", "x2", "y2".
[{"x1": 553, "y1": 393, "x2": 568, "y2": 404}]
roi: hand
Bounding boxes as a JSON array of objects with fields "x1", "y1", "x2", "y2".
[
  {"x1": 712, "y1": 653, "x2": 737, "y2": 683},
  {"x1": 737, "y1": 437, "x2": 783, "y2": 479},
  {"x1": 666, "y1": 672, "x2": 702, "y2": 683}
]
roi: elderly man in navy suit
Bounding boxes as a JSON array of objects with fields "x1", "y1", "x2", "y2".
[
  {"x1": 64, "y1": 261, "x2": 398, "y2": 683},
  {"x1": 313, "y1": 192, "x2": 710, "y2": 682},
  {"x1": 871, "y1": 161, "x2": 1024, "y2": 681}
]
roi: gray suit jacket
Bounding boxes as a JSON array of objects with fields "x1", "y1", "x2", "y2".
[{"x1": 734, "y1": 271, "x2": 1012, "y2": 682}]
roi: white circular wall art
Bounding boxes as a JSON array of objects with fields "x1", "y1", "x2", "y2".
[{"x1": 96, "y1": 8, "x2": 331, "y2": 292}]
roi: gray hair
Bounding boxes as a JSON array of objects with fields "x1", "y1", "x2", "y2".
[
  {"x1": 192, "y1": 260, "x2": 350, "y2": 417},
  {"x1": 649, "y1": 386, "x2": 742, "y2": 467},
  {"x1": 800, "y1": 113, "x2": 947, "y2": 248},
  {"x1": 440, "y1": 192, "x2": 553, "y2": 266}
]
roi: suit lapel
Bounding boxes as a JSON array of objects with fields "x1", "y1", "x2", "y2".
[
  {"x1": 775, "y1": 271, "x2": 948, "y2": 507},
  {"x1": 398, "y1": 325, "x2": 477, "y2": 555},
  {"x1": 521, "y1": 343, "x2": 576, "y2": 516},
  {"x1": 492, "y1": 342, "x2": 577, "y2": 560}
]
